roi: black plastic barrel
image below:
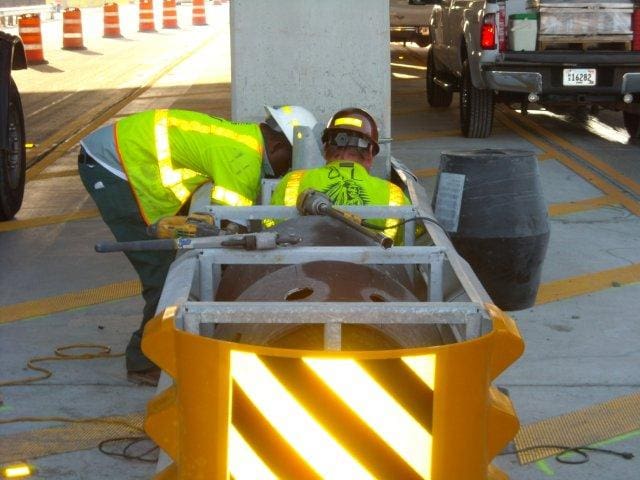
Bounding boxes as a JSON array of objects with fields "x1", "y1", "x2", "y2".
[{"x1": 433, "y1": 149, "x2": 550, "y2": 311}]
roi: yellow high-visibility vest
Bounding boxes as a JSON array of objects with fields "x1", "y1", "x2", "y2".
[
  {"x1": 269, "y1": 161, "x2": 410, "y2": 240},
  {"x1": 116, "y1": 109, "x2": 263, "y2": 225}
]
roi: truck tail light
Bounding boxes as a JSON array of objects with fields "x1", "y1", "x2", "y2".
[
  {"x1": 481, "y1": 14, "x2": 497, "y2": 50},
  {"x1": 633, "y1": 6, "x2": 640, "y2": 51}
]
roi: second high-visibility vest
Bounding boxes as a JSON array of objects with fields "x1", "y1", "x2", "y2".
[
  {"x1": 269, "y1": 161, "x2": 409, "y2": 239},
  {"x1": 116, "y1": 109, "x2": 264, "y2": 225}
]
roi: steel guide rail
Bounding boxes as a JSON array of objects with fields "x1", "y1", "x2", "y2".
[{"x1": 0, "y1": 5, "x2": 56, "y2": 24}]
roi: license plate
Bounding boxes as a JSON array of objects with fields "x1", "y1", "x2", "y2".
[{"x1": 563, "y1": 68, "x2": 597, "y2": 86}]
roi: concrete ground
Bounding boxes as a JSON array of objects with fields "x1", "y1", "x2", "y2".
[{"x1": 1, "y1": 4, "x2": 640, "y2": 480}]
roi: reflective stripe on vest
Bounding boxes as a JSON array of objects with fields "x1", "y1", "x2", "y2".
[
  {"x1": 262, "y1": 218, "x2": 276, "y2": 229},
  {"x1": 155, "y1": 110, "x2": 201, "y2": 203},
  {"x1": 263, "y1": 171, "x2": 307, "y2": 228},
  {"x1": 211, "y1": 185, "x2": 253, "y2": 207},
  {"x1": 167, "y1": 115, "x2": 263, "y2": 155},
  {"x1": 283, "y1": 171, "x2": 306, "y2": 206},
  {"x1": 385, "y1": 184, "x2": 405, "y2": 240}
]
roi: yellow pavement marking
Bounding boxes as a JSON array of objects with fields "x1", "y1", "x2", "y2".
[
  {"x1": 0, "y1": 210, "x2": 99, "y2": 233},
  {"x1": 0, "y1": 280, "x2": 142, "y2": 325},
  {"x1": 414, "y1": 167, "x2": 439, "y2": 178},
  {"x1": 393, "y1": 130, "x2": 461, "y2": 142},
  {"x1": 496, "y1": 110, "x2": 640, "y2": 217},
  {"x1": 515, "y1": 392, "x2": 640, "y2": 464},
  {"x1": 26, "y1": 33, "x2": 218, "y2": 180},
  {"x1": 537, "y1": 151, "x2": 557, "y2": 161},
  {"x1": 500, "y1": 106, "x2": 640, "y2": 195},
  {"x1": 392, "y1": 107, "x2": 430, "y2": 116},
  {"x1": 536, "y1": 263, "x2": 640, "y2": 305},
  {"x1": 390, "y1": 62, "x2": 427, "y2": 71},
  {"x1": 0, "y1": 412, "x2": 144, "y2": 464},
  {"x1": 32, "y1": 169, "x2": 79, "y2": 181},
  {"x1": 548, "y1": 196, "x2": 617, "y2": 217}
]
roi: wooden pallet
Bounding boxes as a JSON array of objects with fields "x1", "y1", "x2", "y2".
[{"x1": 538, "y1": 35, "x2": 633, "y2": 51}]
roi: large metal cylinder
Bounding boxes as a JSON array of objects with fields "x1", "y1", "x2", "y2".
[{"x1": 213, "y1": 216, "x2": 445, "y2": 349}]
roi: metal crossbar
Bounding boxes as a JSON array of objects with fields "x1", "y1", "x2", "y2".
[
  {"x1": 180, "y1": 301, "x2": 487, "y2": 349},
  {"x1": 204, "y1": 205, "x2": 418, "y2": 220},
  {"x1": 195, "y1": 245, "x2": 446, "y2": 305},
  {"x1": 180, "y1": 301, "x2": 484, "y2": 328},
  {"x1": 203, "y1": 204, "x2": 420, "y2": 246}
]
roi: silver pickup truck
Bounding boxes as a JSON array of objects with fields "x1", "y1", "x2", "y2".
[
  {"x1": 425, "y1": 0, "x2": 640, "y2": 138},
  {"x1": 390, "y1": 0, "x2": 433, "y2": 47}
]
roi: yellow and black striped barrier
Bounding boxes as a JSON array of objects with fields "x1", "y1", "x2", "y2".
[{"x1": 143, "y1": 303, "x2": 524, "y2": 480}]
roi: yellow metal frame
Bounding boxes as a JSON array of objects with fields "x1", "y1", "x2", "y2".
[{"x1": 143, "y1": 303, "x2": 524, "y2": 480}]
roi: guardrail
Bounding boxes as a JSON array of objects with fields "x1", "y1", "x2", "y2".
[{"x1": 0, "y1": 5, "x2": 56, "y2": 27}]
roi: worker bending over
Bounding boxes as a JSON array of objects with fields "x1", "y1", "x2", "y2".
[
  {"x1": 269, "y1": 107, "x2": 410, "y2": 239},
  {"x1": 78, "y1": 106, "x2": 317, "y2": 384}
]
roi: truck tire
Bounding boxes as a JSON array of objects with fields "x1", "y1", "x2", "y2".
[
  {"x1": 426, "y1": 48, "x2": 452, "y2": 108},
  {"x1": 0, "y1": 79, "x2": 26, "y2": 221},
  {"x1": 459, "y1": 60, "x2": 494, "y2": 138},
  {"x1": 623, "y1": 111, "x2": 640, "y2": 139}
]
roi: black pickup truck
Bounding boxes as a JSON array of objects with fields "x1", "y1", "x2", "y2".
[{"x1": 0, "y1": 31, "x2": 27, "y2": 220}]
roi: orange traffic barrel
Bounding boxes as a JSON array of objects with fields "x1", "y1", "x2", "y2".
[
  {"x1": 192, "y1": 0, "x2": 207, "y2": 26},
  {"x1": 18, "y1": 14, "x2": 47, "y2": 65},
  {"x1": 103, "y1": 2, "x2": 122, "y2": 38},
  {"x1": 139, "y1": 0, "x2": 156, "y2": 32},
  {"x1": 62, "y1": 7, "x2": 85, "y2": 50},
  {"x1": 162, "y1": 0, "x2": 178, "y2": 29}
]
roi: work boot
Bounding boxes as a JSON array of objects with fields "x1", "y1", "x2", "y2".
[
  {"x1": 127, "y1": 367, "x2": 161, "y2": 387},
  {"x1": 126, "y1": 329, "x2": 158, "y2": 374}
]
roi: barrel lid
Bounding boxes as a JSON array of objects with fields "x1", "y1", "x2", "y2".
[{"x1": 441, "y1": 149, "x2": 537, "y2": 158}]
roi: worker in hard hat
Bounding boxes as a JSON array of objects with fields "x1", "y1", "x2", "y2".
[
  {"x1": 78, "y1": 106, "x2": 317, "y2": 385},
  {"x1": 268, "y1": 107, "x2": 410, "y2": 239}
]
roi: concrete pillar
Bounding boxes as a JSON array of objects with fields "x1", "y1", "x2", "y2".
[{"x1": 231, "y1": 0, "x2": 391, "y2": 177}]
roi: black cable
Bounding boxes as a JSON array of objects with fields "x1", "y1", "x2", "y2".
[
  {"x1": 98, "y1": 436, "x2": 159, "y2": 463},
  {"x1": 500, "y1": 444, "x2": 634, "y2": 465},
  {"x1": 362, "y1": 216, "x2": 448, "y2": 235}
]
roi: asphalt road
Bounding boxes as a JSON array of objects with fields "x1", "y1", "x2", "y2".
[{"x1": 1, "y1": 4, "x2": 640, "y2": 479}]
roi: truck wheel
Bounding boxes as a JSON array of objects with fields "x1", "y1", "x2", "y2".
[
  {"x1": 623, "y1": 111, "x2": 640, "y2": 139},
  {"x1": 426, "y1": 49, "x2": 452, "y2": 108},
  {"x1": 0, "y1": 79, "x2": 26, "y2": 221},
  {"x1": 459, "y1": 60, "x2": 494, "y2": 138}
]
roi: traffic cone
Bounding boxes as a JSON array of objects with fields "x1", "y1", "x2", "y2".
[
  {"x1": 192, "y1": 0, "x2": 206, "y2": 26},
  {"x1": 139, "y1": 0, "x2": 156, "y2": 32},
  {"x1": 103, "y1": 2, "x2": 122, "y2": 38},
  {"x1": 18, "y1": 13, "x2": 47, "y2": 65},
  {"x1": 62, "y1": 7, "x2": 85, "y2": 50},
  {"x1": 162, "y1": 0, "x2": 178, "y2": 29}
]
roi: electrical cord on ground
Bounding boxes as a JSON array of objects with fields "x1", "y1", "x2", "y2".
[
  {"x1": 0, "y1": 344, "x2": 124, "y2": 387},
  {"x1": 0, "y1": 344, "x2": 154, "y2": 463},
  {"x1": 98, "y1": 436, "x2": 159, "y2": 463},
  {"x1": 500, "y1": 444, "x2": 634, "y2": 465}
]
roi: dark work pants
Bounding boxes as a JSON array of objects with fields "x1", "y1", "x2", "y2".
[{"x1": 78, "y1": 150, "x2": 176, "y2": 372}]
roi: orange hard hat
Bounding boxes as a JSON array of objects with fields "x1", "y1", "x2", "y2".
[{"x1": 322, "y1": 107, "x2": 380, "y2": 155}]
